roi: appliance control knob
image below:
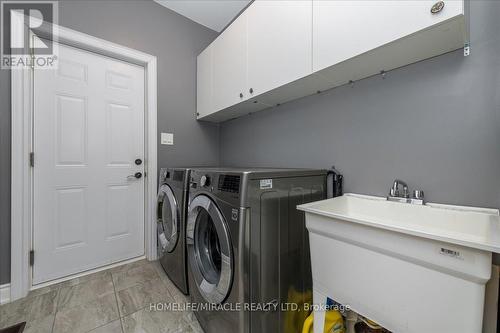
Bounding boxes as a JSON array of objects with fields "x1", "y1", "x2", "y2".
[{"x1": 200, "y1": 175, "x2": 210, "y2": 187}]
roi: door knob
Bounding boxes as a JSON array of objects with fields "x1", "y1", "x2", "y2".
[
  {"x1": 249, "y1": 88, "x2": 253, "y2": 94},
  {"x1": 127, "y1": 172, "x2": 142, "y2": 180},
  {"x1": 135, "y1": 158, "x2": 142, "y2": 165}
]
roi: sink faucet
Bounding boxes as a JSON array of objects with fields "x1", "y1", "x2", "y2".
[
  {"x1": 390, "y1": 179, "x2": 409, "y2": 198},
  {"x1": 387, "y1": 179, "x2": 425, "y2": 205}
]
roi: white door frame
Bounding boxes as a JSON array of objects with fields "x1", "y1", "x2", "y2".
[{"x1": 10, "y1": 19, "x2": 158, "y2": 301}]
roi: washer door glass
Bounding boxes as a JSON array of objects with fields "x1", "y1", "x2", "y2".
[
  {"x1": 157, "y1": 184, "x2": 179, "y2": 254},
  {"x1": 187, "y1": 195, "x2": 233, "y2": 304}
]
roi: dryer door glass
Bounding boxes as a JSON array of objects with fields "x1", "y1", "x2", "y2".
[
  {"x1": 157, "y1": 184, "x2": 179, "y2": 254},
  {"x1": 187, "y1": 195, "x2": 233, "y2": 304}
]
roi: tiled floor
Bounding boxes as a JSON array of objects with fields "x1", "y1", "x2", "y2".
[{"x1": 0, "y1": 260, "x2": 203, "y2": 333}]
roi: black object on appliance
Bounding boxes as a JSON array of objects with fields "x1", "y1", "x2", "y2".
[{"x1": 327, "y1": 166, "x2": 343, "y2": 198}]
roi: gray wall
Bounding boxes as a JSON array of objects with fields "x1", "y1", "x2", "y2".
[
  {"x1": 0, "y1": 0, "x2": 219, "y2": 284},
  {"x1": 221, "y1": 0, "x2": 500, "y2": 209}
]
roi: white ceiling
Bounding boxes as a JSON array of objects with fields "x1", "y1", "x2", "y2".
[{"x1": 154, "y1": 0, "x2": 251, "y2": 32}]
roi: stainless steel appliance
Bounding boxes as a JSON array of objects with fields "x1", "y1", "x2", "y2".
[
  {"x1": 157, "y1": 167, "x2": 191, "y2": 294},
  {"x1": 186, "y1": 168, "x2": 326, "y2": 333}
]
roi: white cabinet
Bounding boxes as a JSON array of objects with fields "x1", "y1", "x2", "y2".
[
  {"x1": 313, "y1": 0, "x2": 466, "y2": 89},
  {"x1": 212, "y1": 11, "x2": 248, "y2": 112},
  {"x1": 246, "y1": 0, "x2": 312, "y2": 98},
  {"x1": 313, "y1": 0, "x2": 465, "y2": 72},
  {"x1": 204, "y1": 0, "x2": 313, "y2": 119},
  {"x1": 196, "y1": 45, "x2": 212, "y2": 118},
  {"x1": 197, "y1": 0, "x2": 467, "y2": 122}
]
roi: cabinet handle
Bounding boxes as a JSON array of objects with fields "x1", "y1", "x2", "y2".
[
  {"x1": 249, "y1": 88, "x2": 254, "y2": 94},
  {"x1": 430, "y1": 1, "x2": 445, "y2": 14},
  {"x1": 239, "y1": 93, "x2": 243, "y2": 98}
]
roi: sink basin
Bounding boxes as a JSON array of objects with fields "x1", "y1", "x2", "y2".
[
  {"x1": 298, "y1": 194, "x2": 500, "y2": 333},
  {"x1": 300, "y1": 193, "x2": 500, "y2": 253}
]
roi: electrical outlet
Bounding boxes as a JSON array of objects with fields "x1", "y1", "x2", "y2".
[{"x1": 161, "y1": 133, "x2": 173, "y2": 145}]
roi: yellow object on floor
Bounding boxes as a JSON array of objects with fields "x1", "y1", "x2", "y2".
[
  {"x1": 359, "y1": 316, "x2": 383, "y2": 329},
  {"x1": 302, "y1": 310, "x2": 345, "y2": 333},
  {"x1": 283, "y1": 286, "x2": 313, "y2": 333}
]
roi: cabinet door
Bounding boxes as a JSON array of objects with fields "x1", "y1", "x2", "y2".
[
  {"x1": 247, "y1": 0, "x2": 312, "y2": 98},
  {"x1": 313, "y1": 0, "x2": 464, "y2": 72},
  {"x1": 212, "y1": 12, "x2": 247, "y2": 112},
  {"x1": 196, "y1": 45, "x2": 212, "y2": 119}
]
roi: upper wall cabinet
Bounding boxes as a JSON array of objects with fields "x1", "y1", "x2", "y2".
[
  {"x1": 313, "y1": 1, "x2": 465, "y2": 72},
  {"x1": 211, "y1": 11, "x2": 248, "y2": 113},
  {"x1": 246, "y1": 0, "x2": 312, "y2": 98},
  {"x1": 196, "y1": 45, "x2": 213, "y2": 119},
  {"x1": 203, "y1": 0, "x2": 313, "y2": 118},
  {"x1": 197, "y1": 0, "x2": 468, "y2": 122}
]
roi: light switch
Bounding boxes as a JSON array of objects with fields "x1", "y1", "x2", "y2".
[{"x1": 161, "y1": 133, "x2": 173, "y2": 145}]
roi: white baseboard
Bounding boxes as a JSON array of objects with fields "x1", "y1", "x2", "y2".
[
  {"x1": 0, "y1": 283, "x2": 11, "y2": 305},
  {"x1": 31, "y1": 255, "x2": 146, "y2": 290}
]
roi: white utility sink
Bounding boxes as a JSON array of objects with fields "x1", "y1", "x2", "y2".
[{"x1": 298, "y1": 194, "x2": 500, "y2": 333}]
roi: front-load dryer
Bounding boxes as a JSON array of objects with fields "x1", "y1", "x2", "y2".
[
  {"x1": 157, "y1": 167, "x2": 191, "y2": 295},
  {"x1": 187, "y1": 168, "x2": 327, "y2": 333}
]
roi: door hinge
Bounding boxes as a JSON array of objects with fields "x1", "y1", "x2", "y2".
[
  {"x1": 30, "y1": 35, "x2": 35, "y2": 69},
  {"x1": 144, "y1": 172, "x2": 147, "y2": 178},
  {"x1": 29, "y1": 250, "x2": 34, "y2": 266},
  {"x1": 29, "y1": 152, "x2": 34, "y2": 167}
]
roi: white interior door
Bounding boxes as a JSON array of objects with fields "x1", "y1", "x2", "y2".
[{"x1": 33, "y1": 43, "x2": 145, "y2": 284}]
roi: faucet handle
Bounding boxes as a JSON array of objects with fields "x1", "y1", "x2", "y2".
[
  {"x1": 402, "y1": 185, "x2": 410, "y2": 198},
  {"x1": 413, "y1": 190, "x2": 425, "y2": 200}
]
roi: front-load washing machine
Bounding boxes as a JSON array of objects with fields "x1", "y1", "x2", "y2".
[
  {"x1": 186, "y1": 168, "x2": 327, "y2": 333},
  {"x1": 157, "y1": 167, "x2": 191, "y2": 295}
]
